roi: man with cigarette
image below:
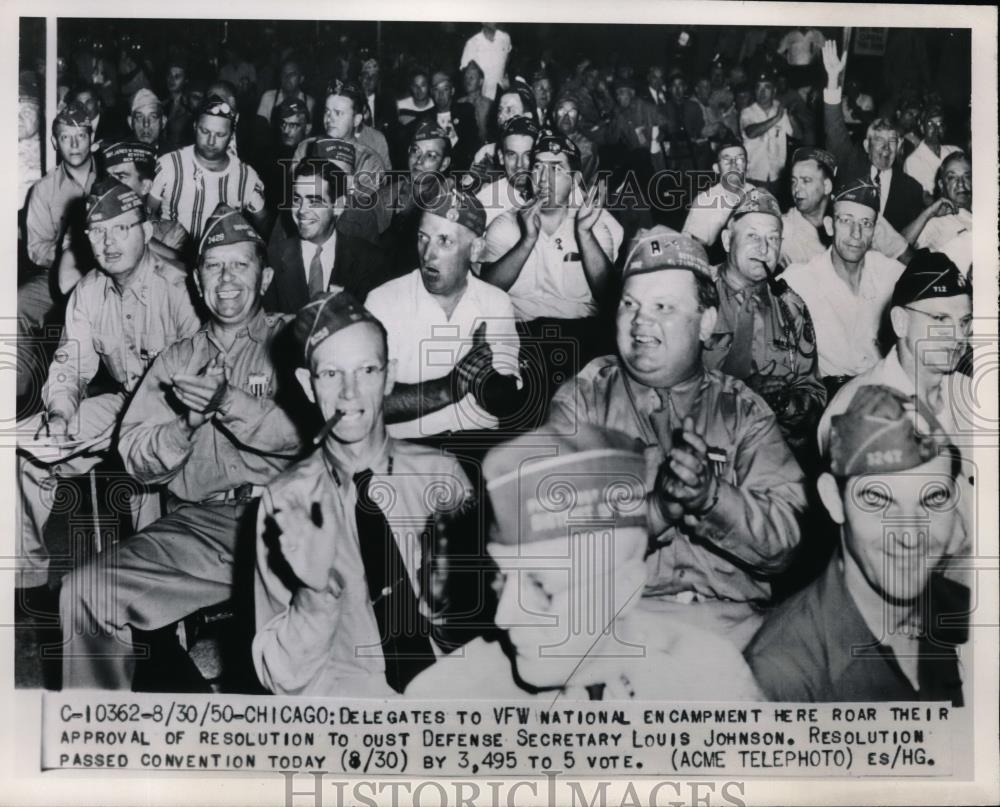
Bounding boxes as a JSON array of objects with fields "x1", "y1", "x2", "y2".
[
  {"x1": 547, "y1": 226, "x2": 806, "y2": 647},
  {"x1": 60, "y1": 204, "x2": 301, "y2": 689},
  {"x1": 253, "y1": 290, "x2": 473, "y2": 697}
]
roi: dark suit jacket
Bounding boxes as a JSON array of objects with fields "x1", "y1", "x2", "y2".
[
  {"x1": 823, "y1": 98, "x2": 925, "y2": 232},
  {"x1": 263, "y1": 214, "x2": 399, "y2": 313},
  {"x1": 406, "y1": 102, "x2": 481, "y2": 172}
]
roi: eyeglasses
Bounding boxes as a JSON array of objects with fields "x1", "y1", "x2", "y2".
[
  {"x1": 312, "y1": 363, "x2": 386, "y2": 386},
  {"x1": 902, "y1": 306, "x2": 972, "y2": 334},
  {"x1": 85, "y1": 221, "x2": 142, "y2": 243}
]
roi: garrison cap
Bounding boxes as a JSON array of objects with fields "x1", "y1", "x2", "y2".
[
  {"x1": 833, "y1": 176, "x2": 880, "y2": 213},
  {"x1": 198, "y1": 203, "x2": 263, "y2": 257},
  {"x1": 730, "y1": 187, "x2": 782, "y2": 223},
  {"x1": 533, "y1": 128, "x2": 581, "y2": 170},
  {"x1": 101, "y1": 140, "x2": 156, "y2": 171},
  {"x1": 53, "y1": 101, "x2": 93, "y2": 132},
  {"x1": 309, "y1": 138, "x2": 356, "y2": 172},
  {"x1": 424, "y1": 187, "x2": 487, "y2": 236},
  {"x1": 500, "y1": 114, "x2": 540, "y2": 143},
  {"x1": 622, "y1": 225, "x2": 712, "y2": 280},
  {"x1": 275, "y1": 96, "x2": 309, "y2": 121},
  {"x1": 196, "y1": 94, "x2": 237, "y2": 123},
  {"x1": 294, "y1": 290, "x2": 384, "y2": 365},
  {"x1": 891, "y1": 250, "x2": 970, "y2": 308},
  {"x1": 130, "y1": 88, "x2": 161, "y2": 114},
  {"x1": 85, "y1": 178, "x2": 145, "y2": 223},
  {"x1": 792, "y1": 146, "x2": 837, "y2": 176}
]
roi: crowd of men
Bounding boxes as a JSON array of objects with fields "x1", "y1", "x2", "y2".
[{"x1": 15, "y1": 23, "x2": 975, "y2": 703}]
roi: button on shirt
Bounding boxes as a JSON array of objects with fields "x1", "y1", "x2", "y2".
[
  {"x1": 903, "y1": 141, "x2": 961, "y2": 196},
  {"x1": 782, "y1": 247, "x2": 905, "y2": 377},
  {"x1": 740, "y1": 103, "x2": 792, "y2": 182},
  {"x1": 365, "y1": 269, "x2": 521, "y2": 438},
  {"x1": 44, "y1": 248, "x2": 201, "y2": 421},
  {"x1": 683, "y1": 180, "x2": 756, "y2": 247},
  {"x1": 300, "y1": 232, "x2": 338, "y2": 293},
  {"x1": 118, "y1": 309, "x2": 301, "y2": 501},
  {"x1": 25, "y1": 159, "x2": 96, "y2": 268},
  {"x1": 780, "y1": 205, "x2": 908, "y2": 266},
  {"x1": 253, "y1": 438, "x2": 472, "y2": 696},
  {"x1": 548, "y1": 358, "x2": 806, "y2": 603},
  {"x1": 482, "y1": 205, "x2": 623, "y2": 321}
]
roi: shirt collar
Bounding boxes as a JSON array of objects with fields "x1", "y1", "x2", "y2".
[
  {"x1": 718, "y1": 265, "x2": 770, "y2": 308},
  {"x1": 103, "y1": 246, "x2": 155, "y2": 302},
  {"x1": 817, "y1": 556, "x2": 881, "y2": 683},
  {"x1": 60, "y1": 157, "x2": 95, "y2": 189},
  {"x1": 207, "y1": 307, "x2": 270, "y2": 352},
  {"x1": 321, "y1": 433, "x2": 393, "y2": 487}
]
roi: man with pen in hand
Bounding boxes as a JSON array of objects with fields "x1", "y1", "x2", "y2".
[{"x1": 59, "y1": 203, "x2": 302, "y2": 689}]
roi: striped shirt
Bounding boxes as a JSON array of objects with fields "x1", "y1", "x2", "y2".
[{"x1": 151, "y1": 146, "x2": 266, "y2": 242}]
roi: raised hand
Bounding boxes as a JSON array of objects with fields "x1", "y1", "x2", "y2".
[
  {"x1": 575, "y1": 181, "x2": 606, "y2": 233},
  {"x1": 517, "y1": 196, "x2": 543, "y2": 244},
  {"x1": 263, "y1": 478, "x2": 339, "y2": 592},
  {"x1": 821, "y1": 41, "x2": 848, "y2": 88}
]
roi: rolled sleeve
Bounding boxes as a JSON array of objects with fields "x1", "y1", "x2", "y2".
[{"x1": 42, "y1": 287, "x2": 100, "y2": 420}]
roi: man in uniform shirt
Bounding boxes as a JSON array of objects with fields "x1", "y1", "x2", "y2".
[
  {"x1": 746, "y1": 385, "x2": 968, "y2": 704},
  {"x1": 16, "y1": 179, "x2": 200, "y2": 600},
  {"x1": 59, "y1": 204, "x2": 301, "y2": 688},
  {"x1": 474, "y1": 115, "x2": 539, "y2": 227},
  {"x1": 253, "y1": 291, "x2": 473, "y2": 697},
  {"x1": 406, "y1": 426, "x2": 762, "y2": 701},
  {"x1": 682, "y1": 137, "x2": 754, "y2": 251},
  {"x1": 366, "y1": 188, "x2": 521, "y2": 439},
  {"x1": 547, "y1": 226, "x2": 806, "y2": 647},
  {"x1": 782, "y1": 176, "x2": 906, "y2": 391},
  {"x1": 705, "y1": 188, "x2": 825, "y2": 460},
  {"x1": 150, "y1": 95, "x2": 267, "y2": 242},
  {"x1": 780, "y1": 146, "x2": 910, "y2": 268}
]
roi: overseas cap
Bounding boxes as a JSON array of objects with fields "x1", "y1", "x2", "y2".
[
  {"x1": 309, "y1": 138, "x2": 356, "y2": 171},
  {"x1": 411, "y1": 118, "x2": 450, "y2": 144},
  {"x1": 500, "y1": 115, "x2": 540, "y2": 142},
  {"x1": 828, "y1": 385, "x2": 950, "y2": 477},
  {"x1": 483, "y1": 425, "x2": 648, "y2": 546},
  {"x1": 424, "y1": 187, "x2": 487, "y2": 236},
  {"x1": 294, "y1": 289, "x2": 384, "y2": 365},
  {"x1": 622, "y1": 225, "x2": 712, "y2": 280},
  {"x1": 533, "y1": 128, "x2": 581, "y2": 169},
  {"x1": 792, "y1": 146, "x2": 837, "y2": 176},
  {"x1": 130, "y1": 88, "x2": 161, "y2": 114},
  {"x1": 833, "y1": 175, "x2": 879, "y2": 213},
  {"x1": 500, "y1": 78, "x2": 538, "y2": 118},
  {"x1": 730, "y1": 187, "x2": 782, "y2": 223},
  {"x1": 198, "y1": 203, "x2": 264, "y2": 257},
  {"x1": 891, "y1": 250, "x2": 969, "y2": 308},
  {"x1": 275, "y1": 96, "x2": 309, "y2": 121},
  {"x1": 196, "y1": 94, "x2": 237, "y2": 123},
  {"x1": 54, "y1": 101, "x2": 93, "y2": 131},
  {"x1": 101, "y1": 139, "x2": 156, "y2": 171},
  {"x1": 85, "y1": 178, "x2": 145, "y2": 223}
]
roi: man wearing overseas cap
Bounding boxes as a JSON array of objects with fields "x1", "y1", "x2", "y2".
[
  {"x1": 746, "y1": 385, "x2": 968, "y2": 704},
  {"x1": 472, "y1": 113, "x2": 539, "y2": 227},
  {"x1": 15, "y1": 178, "x2": 201, "y2": 613},
  {"x1": 149, "y1": 95, "x2": 268, "y2": 242},
  {"x1": 404, "y1": 70, "x2": 479, "y2": 173},
  {"x1": 548, "y1": 226, "x2": 806, "y2": 647},
  {"x1": 255, "y1": 57, "x2": 315, "y2": 133},
  {"x1": 406, "y1": 425, "x2": 762, "y2": 700},
  {"x1": 739, "y1": 67, "x2": 800, "y2": 193},
  {"x1": 782, "y1": 175, "x2": 906, "y2": 389},
  {"x1": 259, "y1": 96, "x2": 312, "y2": 213},
  {"x1": 703, "y1": 187, "x2": 826, "y2": 460},
  {"x1": 366, "y1": 187, "x2": 523, "y2": 439},
  {"x1": 127, "y1": 88, "x2": 164, "y2": 151},
  {"x1": 464, "y1": 77, "x2": 537, "y2": 190},
  {"x1": 779, "y1": 146, "x2": 911, "y2": 268},
  {"x1": 60, "y1": 204, "x2": 302, "y2": 688},
  {"x1": 253, "y1": 290, "x2": 473, "y2": 697},
  {"x1": 682, "y1": 136, "x2": 755, "y2": 251}
]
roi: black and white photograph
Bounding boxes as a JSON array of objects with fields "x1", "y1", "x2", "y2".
[{"x1": 3, "y1": 1, "x2": 998, "y2": 804}]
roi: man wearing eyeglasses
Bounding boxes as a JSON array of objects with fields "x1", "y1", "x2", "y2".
[
  {"x1": 59, "y1": 204, "x2": 301, "y2": 688},
  {"x1": 782, "y1": 176, "x2": 906, "y2": 394},
  {"x1": 253, "y1": 290, "x2": 473, "y2": 697},
  {"x1": 682, "y1": 136, "x2": 755, "y2": 252},
  {"x1": 16, "y1": 178, "x2": 200, "y2": 614}
]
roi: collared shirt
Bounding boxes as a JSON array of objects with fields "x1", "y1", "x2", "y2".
[
  {"x1": 366, "y1": 269, "x2": 521, "y2": 438},
  {"x1": 740, "y1": 103, "x2": 792, "y2": 182},
  {"x1": 474, "y1": 176, "x2": 526, "y2": 227},
  {"x1": 682, "y1": 179, "x2": 755, "y2": 247},
  {"x1": 916, "y1": 207, "x2": 972, "y2": 252},
  {"x1": 871, "y1": 166, "x2": 893, "y2": 216},
  {"x1": 151, "y1": 145, "x2": 266, "y2": 242},
  {"x1": 118, "y1": 309, "x2": 301, "y2": 501},
  {"x1": 548, "y1": 359, "x2": 806, "y2": 603},
  {"x1": 44, "y1": 247, "x2": 201, "y2": 421},
  {"x1": 299, "y1": 230, "x2": 338, "y2": 293},
  {"x1": 25, "y1": 159, "x2": 96, "y2": 268},
  {"x1": 780, "y1": 205, "x2": 908, "y2": 266},
  {"x1": 460, "y1": 29, "x2": 512, "y2": 101},
  {"x1": 745, "y1": 556, "x2": 966, "y2": 704},
  {"x1": 782, "y1": 247, "x2": 905, "y2": 377},
  {"x1": 253, "y1": 438, "x2": 472, "y2": 696},
  {"x1": 903, "y1": 141, "x2": 961, "y2": 195},
  {"x1": 482, "y1": 202, "x2": 623, "y2": 321}
]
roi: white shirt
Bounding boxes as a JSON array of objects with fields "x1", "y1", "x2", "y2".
[
  {"x1": 782, "y1": 247, "x2": 905, "y2": 377},
  {"x1": 780, "y1": 205, "x2": 908, "y2": 266},
  {"x1": 460, "y1": 29, "x2": 512, "y2": 101},
  {"x1": 740, "y1": 103, "x2": 792, "y2": 182},
  {"x1": 903, "y1": 141, "x2": 961, "y2": 196},
  {"x1": 482, "y1": 202, "x2": 624, "y2": 321},
  {"x1": 299, "y1": 230, "x2": 338, "y2": 293},
  {"x1": 474, "y1": 176, "x2": 526, "y2": 227},
  {"x1": 916, "y1": 207, "x2": 972, "y2": 252},
  {"x1": 682, "y1": 180, "x2": 755, "y2": 248},
  {"x1": 365, "y1": 269, "x2": 521, "y2": 438}
]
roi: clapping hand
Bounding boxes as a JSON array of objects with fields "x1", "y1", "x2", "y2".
[{"x1": 453, "y1": 322, "x2": 495, "y2": 402}]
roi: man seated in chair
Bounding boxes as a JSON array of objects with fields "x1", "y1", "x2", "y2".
[
  {"x1": 16, "y1": 178, "x2": 200, "y2": 613},
  {"x1": 59, "y1": 203, "x2": 302, "y2": 689}
]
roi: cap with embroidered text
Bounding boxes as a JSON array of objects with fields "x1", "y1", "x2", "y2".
[
  {"x1": 309, "y1": 138, "x2": 356, "y2": 171},
  {"x1": 294, "y1": 290, "x2": 385, "y2": 365},
  {"x1": 891, "y1": 250, "x2": 969, "y2": 308},
  {"x1": 622, "y1": 225, "x2": 711, "y2": 280},
  {"x1": 86, "y1": 178, "x2": 145, "y2": 223},
  {"x1": 425, "y1": 187, "x2": 486, "y2": 237},
  {"x1": 730, "y1": 187, "x2": 782, "y2": 223},
  {"x1": 275, "y1": 96, "x2": 309, "y2": 121},
  {"x1": 196, "y1": 94, "x2": 237, "y2": 123},
  {"x1": 198, "y1": 203, "x2": 263, "y2": 257},
  {"x1": 500, "y1": 115, "x2": 540, "y2": 142},
  {"x1": 533, "y1": 128, "x2": 581, "y2": 168},
  {"x1": 412, "y1": 118, "x2": 450, "y2": 144},
  {"x1": 101, "y1": 140, "x2": 156, "y2": 172},
  {"x1": 833, "y1": 176, "x2": 879, "y2": 212}
]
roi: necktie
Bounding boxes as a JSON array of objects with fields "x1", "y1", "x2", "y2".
[
  {"x1": 307, "y1": 244, "x2": 325, "y2": 298},
  {"x1": 872, "y1": 169, "x2": 883, "y2": 213},
  {"x1": 720, "y1": 294, "x2": 756, "y2": 379},
  {"x1": 353, "y1": 469, "x2": 436, "y2": 693}
]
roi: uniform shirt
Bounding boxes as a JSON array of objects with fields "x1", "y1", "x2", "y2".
[
  {"x1": 916, "y1": 207, "x2": 972, "y2": 252},
  {"x1": 253, "y1": 438, "x2": 472, "y2": 697},
  {"x1": 903, "y1": 141, "x2": 961, "y2": 196},
  {"x1": 366, "y1": 269, "x2": 521, "y2": 438},
  {"x1": 780, "y1": 205, "x2": 908, "y2": 266},
  {"x1": 460, "y1": 29, "x2": 512, "y2": 101},
  {"x1": 746, "y1": 557, "x2": 966, "y2": 704},
  {"x1": 548, "y1": 359, "x2": 806, "y2": 603},
  {"x1": 151, "y1": 146, "x2": 266, "y2": 242},
  {"x1": 682, "y1": 179, "x2": 755, "y2": 247},
  {"x1": 118, "y1": 309, "x2": 301, "y2": 502},
  {"x1": 482, "y1": 204, "x2": 623, "y2": 321},
  {"x1": 474, "y1": 176, "x2": 525, "y2": 227},
  {"x1": 782, "y1": 247, "x2": 905, "y2": 378},
  {"x1": 25, "y1": 159, "x2": 96, "y2": 268},
  {"x1": 44, "y1": 247, "x2": 201, "y2": 422},
  {"x1": 740, "y1": 103, "x2": 792, "y2": 182}
]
